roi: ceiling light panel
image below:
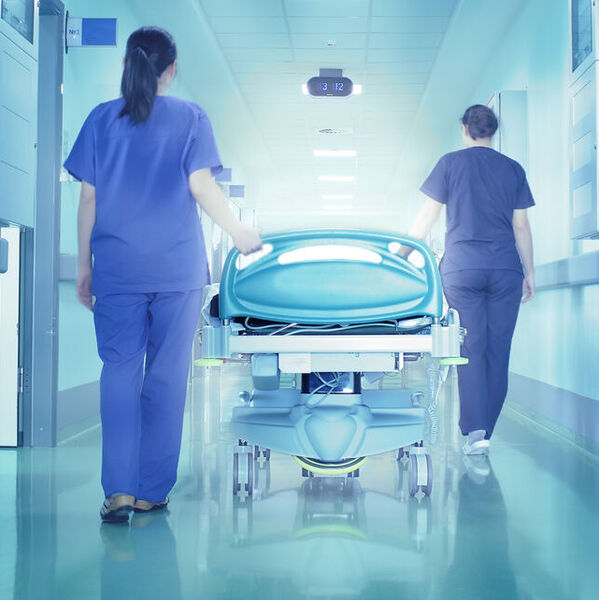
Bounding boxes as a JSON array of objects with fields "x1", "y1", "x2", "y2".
[
  {"x1": 313, "y1": 150, "x2": 357, "y2": 157},
  {"x1": 318, "y1": 175, "x2": 356, "y2": 182}
]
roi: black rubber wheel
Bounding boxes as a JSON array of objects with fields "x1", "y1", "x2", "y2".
[
  {"x1": 264, "y1": 448, "x2": 271, "y2": 461},
  {"x1": 233, "y1": 452, "x2": 240, "y2": 495},
  {"x1": 397, "y1": 448, "x2": 405, "y2": 461}
]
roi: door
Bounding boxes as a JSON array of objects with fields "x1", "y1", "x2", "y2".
[{"x1": 0, "y1": 227, "x2": 21, "y2": 447}]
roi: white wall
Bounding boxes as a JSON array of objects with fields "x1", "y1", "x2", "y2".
[{"x1": 464, "y1": 0, "x2": 599, "y2": 401}]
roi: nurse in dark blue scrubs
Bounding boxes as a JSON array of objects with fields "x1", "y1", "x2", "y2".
[
  {"x1": 404, "y1": 104, "x2": 535, "y2": 455},
  {"x1": 64, "y1": 27, "x2": 262, "y2": 522}
]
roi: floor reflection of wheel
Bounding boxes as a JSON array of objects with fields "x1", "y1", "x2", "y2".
[
  {"x1": 408, "y1": 453, "x2": 433, "y2": 497},
  {"x1": 409, "y1": 495, "x2": 432, "y2": 544},
  {"x1": 233, "y1": 442, "x2": 254, "y2": 499},
  {"x1": 233, "y1": 495, "x2": 253, "y2": 540}
]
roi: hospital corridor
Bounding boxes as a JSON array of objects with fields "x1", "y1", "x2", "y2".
[{"x1": 1, "y1": 1, "x2": 599, "y2": 599}]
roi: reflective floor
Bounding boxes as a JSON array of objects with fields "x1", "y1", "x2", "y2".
[{"x1": 1, "y1": 362, "x2": 599, "y2": 600}]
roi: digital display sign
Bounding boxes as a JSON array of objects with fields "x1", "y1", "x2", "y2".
[{"x1": 307, "y1": 76, "x2": 353, "y2": 97}]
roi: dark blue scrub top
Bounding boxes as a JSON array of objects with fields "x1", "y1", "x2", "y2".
[
  {"x1": 64, "y1": 96, "x2": 222, "y2": 295},
  {"x1": 420, "y1": 147, "x2": 535, "y2": 274}
]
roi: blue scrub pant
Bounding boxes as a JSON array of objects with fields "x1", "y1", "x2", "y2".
[
  {"x1": 93, "y1": 290, "x2": 202, "y2": 501},
  {"x1": 441, "y1": 269, "x2": 522, "y2": 439}
]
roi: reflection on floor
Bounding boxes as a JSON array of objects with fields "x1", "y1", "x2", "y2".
[{"x1": 1, "y1": 361, "x2": 599, "y2": 600}]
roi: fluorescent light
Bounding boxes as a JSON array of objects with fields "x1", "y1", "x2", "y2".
[
  {"x1": 324, "y1": 205, "x2": 354, "y2": 210},
  {"x1": 322, "y1": 194, "x2": 353, "y2": 200},
  {"x1": 301, "y1": 83, "x2": 309, "y2": 95},
  {"x1": 353, "y1": 84, "x2": 363, "y2": 95},
  {"x1": 318, "y1": 175, "x2": 355, "y2": 182},
  {"x1": 313, "y1": 150, "x2": 357, "y2": 157}
]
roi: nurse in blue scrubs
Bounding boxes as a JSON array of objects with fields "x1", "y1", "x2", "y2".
[
  {"x1": 64, "y1": 27, "x2": 262, "y2": 522},
  {"x1": 404, "y1": 104, "x2": 535, "y2": 455}
]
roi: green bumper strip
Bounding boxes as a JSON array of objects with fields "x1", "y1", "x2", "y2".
[
  {"x1": 294, "y1": 456, "x2": 368, "y2": 475},
  {"x1": 194, "y1": 359, "x2": 225, "y2": 367},
  {"x1": 440, "y1": 357, "x2": 469, "y2": 366}
]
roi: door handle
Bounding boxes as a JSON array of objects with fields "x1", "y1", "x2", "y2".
[{"x1": 0, "y1": 238, "x2": 8, "y2": 274}]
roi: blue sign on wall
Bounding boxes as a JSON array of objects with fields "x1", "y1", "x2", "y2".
[
  {"x1": 215, "y1": 168, "x2": 232, "y2": 183},
  {"x1": 229, "y1": 185, "x2": 245, "y2": 198},
  {"x1": 67, "y1": 17, "x2": 117, "y2": 47}
]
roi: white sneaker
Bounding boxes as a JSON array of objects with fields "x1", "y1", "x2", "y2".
[{"x1": 462, "y1": 439, "x2": 490, "y2": 455}]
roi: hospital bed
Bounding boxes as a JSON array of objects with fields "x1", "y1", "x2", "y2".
[{"x1": 199, "y1": 229, "x2": 465, "y2": 498}]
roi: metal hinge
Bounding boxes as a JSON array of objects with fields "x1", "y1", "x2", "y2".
[{"x1": 18, "y1": 368, "x2": 24, "y2": 394}]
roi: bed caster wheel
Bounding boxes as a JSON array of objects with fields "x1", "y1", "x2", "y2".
[
  {"x1": 347, "y1": 469, "x2": 360, "y2": 478},
  {"x1": 254, "y1": 445, "x2": 271, "y2": 465},
  {"x1": 233, "y1": 444, "x2": 254, "y2": 500},
  {"x1": 239, "y1": 391, "x2": 251, "y2": 404},
  {"x1": 408, "y1": 452, "x2": 433, "y2": 497},
  {"x1": 302, "y1": 468, "x2": 315, "y2": 478},
  {"x1": 411, "y1": 392, "x2": 425, "y2": 407}
]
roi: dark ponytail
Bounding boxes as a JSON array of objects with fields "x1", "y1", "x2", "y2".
[
  {"x1": 461, "y1": 104, "x2": 498, "y2": 140},
  {"x1": 119, "y1": 27, "x2": 177, "y2": 125}
]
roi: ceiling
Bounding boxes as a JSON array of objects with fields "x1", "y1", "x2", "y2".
[{"x1": 196, "y1": 0, "x2": 459, "y2": 224}]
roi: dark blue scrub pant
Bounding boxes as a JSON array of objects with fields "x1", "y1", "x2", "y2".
[
  {"x1": 94, "y1": 290, "x2": 202, "y2": 502},
  {"x1": 441, "y1": 269, "x2": 523, "y2": 439}
]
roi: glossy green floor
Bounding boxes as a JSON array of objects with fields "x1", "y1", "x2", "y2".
[{"x1": 1, "y1": 363, "x2": 598, "y2": 600}]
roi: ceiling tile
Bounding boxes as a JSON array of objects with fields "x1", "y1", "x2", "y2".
[
  {"x1": 294, "y1": 48, "x2": 366, "y2": 63},
  {"x1": 363, "y1": 71, "x2": 430, "y2": 85},
  {"x1": 369, "y1": 33, "x2": 444, "y2": 49},
  {"x1": 370, "y1": 16, "x2": 450, "y2": 33},
  {"x1": 372, "y1": 0, "x2": 458, "y2": 17},
  {"x1": 222, "y1": 48, "x2": 294, "y2": 62},
  {"x1": 209, "y1": 17, "x2": 288, "y2": 33},
  {"x1": 291, "y1": 33, "x2": 368, "y2": 49},
  {"x1": 285, "y1": 0, "x2": 369, "y2": 18},
  {"x1": 200, "y1": 0, "x2": 284, "y2": 17},
  {"x1": 368, "y1": 48, "x2": 438, "y2": 62},
  {"x1": 366, "y1": 61, "x2": 434, "y2": 74},
  {"x1": 288, "y1": 17, "x2": 369, "y2": 34},
  {"x1": 216, "y1": 33, "x2": 290, "y2": 48}
]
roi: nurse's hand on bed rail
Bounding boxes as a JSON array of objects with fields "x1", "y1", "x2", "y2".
[
  {"x1": 189, "y1": 169, "x2": 262, "y2": 255},
  {"x1": 233, "y1": 226, "x2": 263, "y2": 255}
]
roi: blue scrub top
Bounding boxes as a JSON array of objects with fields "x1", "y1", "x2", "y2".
[
  {"x1": 420, "y1": 147, "x2": 535, "y2": 274},
  {"x1": 64, "y1": 96, "x2": 222, "y2": 295}
]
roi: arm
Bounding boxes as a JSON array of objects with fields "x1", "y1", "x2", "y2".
[
  {"x1": 400, "y1": 196, "x2": 443, "y2": 257},
  {"x1": 76, "y1": 181, "x2": 96, "y2": 310},
  {"x1": 188, "y1": 168, "x2": 262, "y2": 255},
  {"x1": 513, "y1": 208, "x2": 535, "y2": 303}
]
